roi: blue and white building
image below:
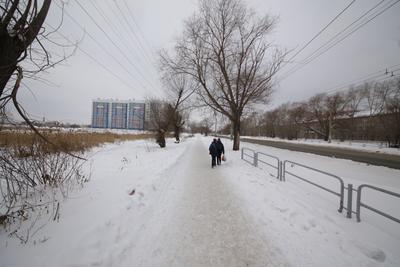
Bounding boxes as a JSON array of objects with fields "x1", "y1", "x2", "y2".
[{"x1": 92, "y1": 99, "x2": 146, "y2": 130}]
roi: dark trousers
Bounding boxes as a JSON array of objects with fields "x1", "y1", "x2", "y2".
[
  {"x1": 211, "y1": 155, "x2": 217, "y2": 167},
  {"x1": 217, "y1": 153, "x2": 222, "y2": 165}
]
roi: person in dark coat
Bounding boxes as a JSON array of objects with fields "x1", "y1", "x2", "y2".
[
  {"x1": 216, "y1": 138, "x2": 225, "y2": 165},
  {"x1": 209, "y1": 138, "x2": 218, "y2": 168}
]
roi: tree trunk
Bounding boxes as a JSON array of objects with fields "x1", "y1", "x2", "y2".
[
  {"x1": 0, "y1": 37, "x2": 19, "y2": 95},
  {"x1": 328, "y1": 116, "x2": 333, "y2": 143},
  {"x1": 156, "y1": 130, "x2": 166, "y2": 148},
  {"x1": 174, "y1": 125, "x2": 180, "y2": 142},
  {"x1": 232, "y1": 118, "x2": 240, "y2": 151}
]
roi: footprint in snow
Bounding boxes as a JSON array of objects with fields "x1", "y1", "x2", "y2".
[
  {"x1": 274, "y1": 206, "x2": 288, "y2": 213},
  {"x1": 357, "y1": 244, "x2": 386, "y2": 263}
]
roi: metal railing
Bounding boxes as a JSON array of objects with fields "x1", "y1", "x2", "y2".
[
  {"x1": 283, "y1": 160, "x2": 344, "y2": 213},
  {"x1": 241, "y1": 147, "x2": 257, "y2": 166},
  {"x1": 240, "y1": 148, "x2": 400, "y2": 224},
  {"x1": 256, "y1": 152, "x2": 280, "y2": 178},
  {"x1": 356, "y1": 184, "x2": 400, "y2": 224}
]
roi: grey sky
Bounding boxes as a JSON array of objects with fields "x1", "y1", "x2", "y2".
[{"x1": 15, "y1": 0, "x2": 400, "y2": 124}]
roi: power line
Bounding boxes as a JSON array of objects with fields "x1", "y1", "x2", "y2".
[
  {"x1": 283, "y1": 0, "x2": 356, "y2": 67},
  {"x1": 280, "y1": 0, "x2": 400, "y2": 81},
  {"x1": 325, "y1": 64, "x2": 400, "y2": 93},
  {"x1": 297, "y1": 0, "x2": 399, "y2": 75},
  {"x1": 298, "y1": 0, "x2": 387, "y2": 66},
  {"x1": 324, "y1": 67, "x2": 400, "y2": 95},
  {"x1": 90, "y1": 0, "x2": 146, "y2": 64},
  {"x1": 45, "y1": 22, "x2": 140, "y2": 92},
  {"x1": 87, "y1": 0, "x2": 158, "y2": 83},
  {"x1": 113, "y1": 0, "x2": 156, "y2": 68},
  {"x1": 87, "y1": 0, "x2": 134, "y2": 54},
  {"x1": 97, "y1": 1, "x2": 158, "y2": 79},
  {"x1": 52, "y1": 1, "x2": 153, "y2": 95},
  {"x1": 74, "y1": 0, "x2": 159, "y2": 92},
  {"x1": 122, "y1": 0, "x2": 158, "y2": 63}
]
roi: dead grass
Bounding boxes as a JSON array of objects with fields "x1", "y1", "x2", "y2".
[{"x1": 0, "y1": 130, "x2": 154, "y2": 154}]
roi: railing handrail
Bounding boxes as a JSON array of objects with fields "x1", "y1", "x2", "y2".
[
  {"x1": 242, "y1": 147, "x2": 255, "y2": 153},
  {"x1": 285, "y1": 170, "x2": 341, "y2": 197},
  {"x1": 283, "y1": 160, "x2": 344, "y2": 212},
  {"x1": 257, "y1": 152, "x2": 280, "y2": 177},
  {"x1": 240, "y1": 148, "x2": 400, "y2": 224},
  {"x1": 356, "y1": 184, "x2": 400, "y2": 224},
  {"x1": 284, "y1": 160, "x2": 343, "y2": 182},
  {"x1": 257, "y1": 152, "x2": 280, "y2": 162}
]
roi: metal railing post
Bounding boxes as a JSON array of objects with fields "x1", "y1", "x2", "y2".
[
  {"x1": 347, "y1": 184, "x2": 353, "y2": 218},
  {"x1": 282, "y1": 161, "x2": 286, "y2": 181},
  {"x1": 356, "y1": 186, "x2": 362, "y2": 222},
  {"x1": 277, "y1": 161, "x2": 281, "y2": 180},
  {"x1": 254, "y1": 152, "x2": 258, "y2": 167},
  {"x1": 241, "y1": 148, "x2": 244, "y2": 159},
  {"x1": 356, "y1": 184, "x2": 400, "y2": 224}
]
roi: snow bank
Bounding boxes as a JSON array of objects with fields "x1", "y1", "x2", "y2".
[{"x1": 0, "y1": 137, "x2": 193, "y2": 267}]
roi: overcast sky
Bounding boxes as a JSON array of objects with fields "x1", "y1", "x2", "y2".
[{"x1": 15, "y1": 0, "x2": 400, "y2": 124}]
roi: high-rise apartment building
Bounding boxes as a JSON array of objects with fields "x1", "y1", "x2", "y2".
[
  {"x1": 128, "y1": 102, "x2": 145, "y2": 130},
  {"x1": 92, "y1": 99, "x2": 146, "y2": 130},
  {"x1": 92, "y1": 101, "x2": 110, "y2": 128}
]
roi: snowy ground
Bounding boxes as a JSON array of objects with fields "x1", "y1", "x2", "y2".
[
  {"x1": 1, "y1": 135, "x2": 399, "y2": 266},
  {"x1": 241, "y1": 135, "x2": 400, "y2": 156}
]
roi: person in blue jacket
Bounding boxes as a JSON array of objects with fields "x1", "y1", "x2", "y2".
[
  {"x1": 216, "y1": 138, "x2": 225, "y2": 165},
  {"x1": 209, "y1": 138, "x2": 218, "y2": 168}
]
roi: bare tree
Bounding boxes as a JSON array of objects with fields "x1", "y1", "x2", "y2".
[
  {"x1": 200, "y1": 117, "x2": 214, "y2": 136},
  {"x1": 346, "y1": 85, "x2": 365, "y2": 118},
  {"x1": 161, "y1": 72, "x2": 197, "y2": 142},
  {"x1": 305, "y1": 93, "x2": 329, "y2": 140},
  {"x1": 324, "y1": 92, "x2": 348, "y2": 142},
  {"x1": 1, "y1": 0, "x2": 52, "y2": 92},
  {"x1": 1, "y1": 0, "x2": 56, "y2": 117},
  {"x1": 161, "y1": 0, "x2": 284, "y2": 150},
  {"x1": 381, "y1": 78, "x2": 400, "y2": 147},
  {"x1": 147, "y1": 99, "x2": 171, "y2": 148},
  {"x1": 0, "y1": 0, "x2": 77, "y2": 148},
  {"x1": 363, "y1": 81, "x2": 391, "y2": 116}
]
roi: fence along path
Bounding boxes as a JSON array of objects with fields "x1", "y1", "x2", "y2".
[{"x1": 241, "y1": 147, "x2": 400, "y2": 225}]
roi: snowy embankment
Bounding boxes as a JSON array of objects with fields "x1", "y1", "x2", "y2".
[
  {"x1": 0, "y1": 137, "x2": 191, "y2": 266},
  {"x1": 0, "y1": 135, "x2": 399, "y2": 266},
  {"x1": 241, "y1": 135, "x2": 400, "y2": 156}
]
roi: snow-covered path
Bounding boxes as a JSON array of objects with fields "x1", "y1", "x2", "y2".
[
  {"x1": 132, "y1": 137, "x2": 286, "y2": 266},
  {"x1": 1, "y1": 135, "x2": 399, "y2": 266}
]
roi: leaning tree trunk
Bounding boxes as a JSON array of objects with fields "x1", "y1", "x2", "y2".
[{"x1": 0, "y1": 0, "x2": 52, "y2": 95}]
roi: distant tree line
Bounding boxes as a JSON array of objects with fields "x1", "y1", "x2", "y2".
[{"x1": 221, "y1": 77, "x2": 400, "y2": 147}]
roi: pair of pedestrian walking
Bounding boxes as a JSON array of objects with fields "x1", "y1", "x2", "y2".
[{"x1": 209, "y1": 138, "x2": 225, "y2": 168}]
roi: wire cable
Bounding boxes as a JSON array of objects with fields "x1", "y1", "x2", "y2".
[
  {"x1": 52, "y1": 1, "x2": 153, "y2": 95},
  {"x1": 113, "y1": 0, "x2": 156, "y2": 68},
  {"x1": 74, "y1": 0, "x2": 159, "y2": 92},
  {"x1": 283, "y1": 0, "x2": 356, "y2": 67},
  {"x1": 324, "y1": 64, "x2": 400, "y2": 94},
  {"x1": 280, "y1": 0, "x2": 400, "y2": 81}
]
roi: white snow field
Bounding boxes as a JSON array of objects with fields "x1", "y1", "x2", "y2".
[{"x1": 1, "y1": 135, "x2": 399, "y2": 266}]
